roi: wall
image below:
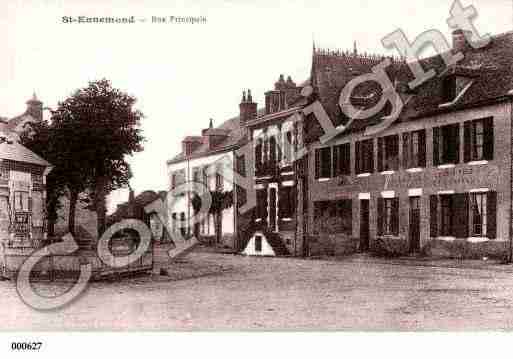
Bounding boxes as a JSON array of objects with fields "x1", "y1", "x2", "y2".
[
  {"x1": 307, "y1": 102, "x2": 512, "y2": 259},
  {"x1": 167, "y1": 151, "x2": 236, "y2": 246}
]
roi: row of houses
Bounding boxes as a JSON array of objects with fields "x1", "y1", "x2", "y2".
[{"x1": 167, "y1": 29, "x2": 513, "y2": 260}]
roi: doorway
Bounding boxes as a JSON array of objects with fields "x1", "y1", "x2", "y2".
[
  {"x1": 409, "y1": 196, "x2": 421, "y2": 253},
  {"x1": 359, "y1": 199, "x2": 370, "y2": 251},
  {"x1": 269, "y1": 187, "x2": 277, "y2": 232}
]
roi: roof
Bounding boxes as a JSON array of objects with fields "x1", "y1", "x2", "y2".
[
  {"x1": 309, "y1": 31, "x2": 513, "y2": 139},
  {"x1": 167, "y1": 108, "x2": 266, "y2": 165},
  {"x1": 0, "y1": 139, "x2": 51, "y2": 167}
]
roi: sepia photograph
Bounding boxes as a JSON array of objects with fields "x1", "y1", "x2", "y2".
[{"x1": 1, "y1": 0, "x2": 513, "y2": 356}]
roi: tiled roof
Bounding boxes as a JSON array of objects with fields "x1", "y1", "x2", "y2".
[
  {"x1": 310, "y1": 31, "x2": 513, "y2": 137},
  {"x1": 0, "y1": 139, "x2": 51, "y2": 167},
  {"x1": 167, "y1": 108, "x2": 266, "y2": 164}
]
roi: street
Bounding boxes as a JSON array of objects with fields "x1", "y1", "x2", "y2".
[{"x1": 2, "y1": 250, "x2": 513, "y2": 330}]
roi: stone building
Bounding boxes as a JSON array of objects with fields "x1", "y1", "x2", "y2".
[
  {"x1": 0, "y1": 97, "x2": 53, "y2": 278},
  {"x1": 304, "y1": 30, "x2": 513, "y2": 259},
  {"x1": 166, "y1": 99, "x2": 263, "y2": 249}
]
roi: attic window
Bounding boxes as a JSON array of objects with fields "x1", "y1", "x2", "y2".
[{"x1": 442, "y1": 76, "x2": 457, "y2": 103}]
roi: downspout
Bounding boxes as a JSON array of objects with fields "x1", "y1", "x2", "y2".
[{"x1": 509, "y1": 95, "x2": 513, "y2": 263}]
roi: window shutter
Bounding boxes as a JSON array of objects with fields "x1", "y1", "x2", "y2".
[
  {"x1": 255, "y1": 141, "x2": 262, "y2": 167},
  {"x1": 453, "y1": 193, "x2": 469, "y2": 238},
  {"x1": 453, "y1": 124, "x2": 460, "y2": 163},
  {"x1": 433, "y1": 127, "x2": 440, "y2": 166},
  {"x1": 270, "y1": 136, "x2": 276, "y2": 164},
  {"x1": 315, "y1": 149, "x2": 320, "y2": 179},
  {"x1": 483, "y1": 117, "x2": 494, "y2": 161},
  {"x1": 377, "y1": 137, "x2": 384, "y2": 172},
  {"x1": 332, "y1": 146, "x2": 339, "y2": 177},
  {"x1": 419, "y1": 130, "x2": 426, "y2": 167},
  {"x1": 355, "y1": 142, "x2": 361, "y2": 174},
  {"x1": 369, "y1": 140, "x2": 375, "y2": 173},
  {"x1": 430, "y1": 195, "x2": 438, "y2": 237},
  {"x1": 342, "y1": 143, "x2": 351, "y2": 175},
  {"x1": 464, "y1": 121, "x2": 471, "y2": 162},
  {"x1": 402, "y1": 132, "x2": 409, "y2": 169},
  {"x1": 377, "y1": 197, "x2": 384, "y2": 236},
  {"x1": 487, "y1": 191, "x2": 497, "y2": 239},
  {"x1": 392, "y1": 197, "x2": 399, "y2": 235}
]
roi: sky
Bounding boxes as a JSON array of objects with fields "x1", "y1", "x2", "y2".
[{"x1": 1, "y1": 0, "x2": 511, "y2": 211}]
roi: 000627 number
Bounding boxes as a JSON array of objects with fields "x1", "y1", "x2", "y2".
[{"x1": 11, "y1": 342, "x2": 42, "y2": 351}]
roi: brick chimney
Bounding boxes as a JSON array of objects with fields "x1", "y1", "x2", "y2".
[
  {"x1": 25, "y1": 92, "x2": 43, "y2": 122},
  {"x1": 452, "y1": 29, "x2": 473, "y2": 53},
  {"x1": 239, "y1": 89, "x2": 257, "y2": 124},
  {"x1": 265, "y1": 75, "x2": 301, "y2": 114}
]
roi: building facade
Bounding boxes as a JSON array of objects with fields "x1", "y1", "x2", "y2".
[{"x1": 304, "y1": 30, "x2": 513, "y2": 259}]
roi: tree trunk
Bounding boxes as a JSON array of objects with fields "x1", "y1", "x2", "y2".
[
  {"x1": 94, "y1": 176, "x2": 108, "y2": 238},
  {"x1": 68, "y1": 189, "x2": 78, "y2": 235},
  {"x1": 215, "y1": 212, "x2": 221, "y2": 245}
]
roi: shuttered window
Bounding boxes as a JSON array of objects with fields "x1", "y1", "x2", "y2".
[
  {"x1": 283, "y1": 131, "x2": 293, "y2": 163},
  {"x1": 356, "y1": 139, "x2": 374, "y2": 174},
  {"x1": 433, "y1": 123, "x2": 460, "y2": 165},
  {"x1": 378, "y1": 135, "x2": 399, "y2": 172},
  {"x1": 315, "y1": 147, "x2": 332, "y2": 179},
  {"x1": 269, "y1": 136, "x2": 277, "y2": 164},
  {"x1": 333, "y1": 143, "x2": 351, "y2": 176},
  {"x1": 403, "y1": 129, "x2": 426, "y2": 168},
  {"x1": 464, "y1": 117, "x2": 494, "y2": 162},
  {"x1": 377, "y1": 197, "x2": 399, "y2": 236},
  {"x1": 255, "y1": 138, "x2": 263, "y2": 167}
]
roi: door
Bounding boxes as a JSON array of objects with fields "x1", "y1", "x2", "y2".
[
  {"x1": 269, "y1": 187, "x2": 277, "y2": 232},
  {"x1": 409, "y1": 196, "x2": 421, "y2": 253},
  {"x1": 359, "y1": 199, "x2": 370, "y2": 251}
]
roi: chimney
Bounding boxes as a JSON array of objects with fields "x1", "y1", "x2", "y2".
[
  {"x1": 265, "y1": 75, "x2": 301, "y2": 114},
  {"x1": 452, "y1": 29, "x2": 473, "y2": 53},
  {"x1": 25, "y1": 92, "x2": 43, "y2": 122},
  {"x1": 239, "y1": 89, "x2": 257, "y2": 124}
]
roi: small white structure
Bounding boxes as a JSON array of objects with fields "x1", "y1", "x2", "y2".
[
  {"x1": 242, "y1": 231, "x2": 290, "y2": 256},
  {"x1": 242, "y1": 231, "x2": 275, "y2": 256}
]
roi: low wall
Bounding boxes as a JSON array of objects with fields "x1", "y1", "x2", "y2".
[
  {"x1": 370, "y1": 236, "x2": 509, "y2": 260},
  {"x1": 308, "y1": 233, "x2": 359, "y2": 257},
  {"x1": 0, "y1": 238, "x2": 157, "y2": 281}
]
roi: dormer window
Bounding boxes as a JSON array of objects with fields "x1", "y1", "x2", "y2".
[{"x1": 442, "y1": 76, "x2": 457, "y2": 103}]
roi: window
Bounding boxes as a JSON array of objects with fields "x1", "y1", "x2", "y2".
[
  {"x1": 355, "y1": 139, "x2": 374, "y2": 174},
  {"x1": 171, "y1": 213, "x2": 177, "y2": 234},
  {"x1": 333, "y1": 143, "x2": 351, "y2": 176},
  {"x1": 283, "y1": 131, "x2": 293, "y2": 163},
  {"x1": 430, "y1": 192, "x2": 496, "y2": 239},
  {"x1": 470, "y1": 193, "x2": 487, "y2": 236},
  {"x1": 377, "y1": 135, "x2": 399, "y2": 172},
  {"x1": 313, "y1": 199, "x2": 352, "y2": 235},
  {"x1": 403, "y1": 129, "x2": 426, "y2": 168},
  {"x1": 14, "y1": 191, "x2": 29, "y2": 212},
  {"x1": 215, "y1": 163, "x2": 224, "y2": 191},
  {"x1": 442, "y1": 76, "x2": 456, "y2": 103},
  {"x1": 255, "y1": 235, "x2": 262, "y2": 252},
  {"x1": 377, "y1": 197, "x2": 399, "y2": 236},
  {"x1": 464, "y1": 117, "x2": 493, "y2": 162},
  {"x1": 440, "y1": 195, "x2": 453, "y2": 236},
  {"x1": 269, "y1": 136, "x2": 277, "y2": 164},
  {"x1": 278, "y1": 186, "x2": 295, "y2": 219},
  {"x1": 180, "y1": 212, "x2": 186, "y2": 237},
  {"x1": 433, "y1": 123, "x2": 460, "y2": 165},
  {"x1": 255, "y1": 138, "x2": 263, "y2": 168},
  {"x1": 192, "y1": 167, "x2": 201, "y2": 183},
  {"x1": 315, "y1": 147, "x2": 332, "y2": 179}
]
